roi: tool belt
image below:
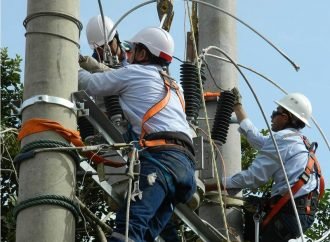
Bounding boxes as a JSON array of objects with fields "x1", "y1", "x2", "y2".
[
  {"x1": 269, "y1": 190, "x2": 319, "y2": 216},
  {"x1": 142, "y1": 131, "x2": 196, "y2": 162}
]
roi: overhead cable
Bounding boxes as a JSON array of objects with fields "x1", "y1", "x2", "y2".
[
  {"x1": 107, "y1": 0, "x2": 157, "y2": 45},
  {"x1": 188, "y1": 0, "x2": 300, "y2": 71},
  {"x1": 205, "y1": 53, "x2": 330, "y2": 152},
  {"x1": 97, "y1": 0, "x2": 111, "y2": 61}
]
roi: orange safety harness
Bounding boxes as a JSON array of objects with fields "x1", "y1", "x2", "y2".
[
  {"x1": 18, "y1": 118, "x2": 126, "y2": 167},
  {"x1": 139, "y1": 71, "x2": 185, "y2": 148},
  {"x1": 261, "y1": 136, "x2": 325, "y2": 228}
]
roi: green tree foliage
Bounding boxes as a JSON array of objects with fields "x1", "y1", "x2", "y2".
[
  {"x1": 305, "y1": 189, "x2": 330, "y2": 241},
  {"x1": 241, "y1": 129, "x2": 273, "y2": 196},
  {"x1": 1, "y1": 47, "x2": 23, "y2": 128},
  {"x1": 1, "y1": 47, "x2": 23, "y2": 242}
]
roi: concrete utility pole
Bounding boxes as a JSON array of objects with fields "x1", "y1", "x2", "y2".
[
  {"x1": 16, "y1": 0, "x2": 80, "y2": 241},
  {"x1": 197, "y1": 0, "x2": 244, "y2": 240}
]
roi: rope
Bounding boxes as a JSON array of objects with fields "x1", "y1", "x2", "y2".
[
  {"x1": 18, "y1": 118, "x2": 126, "y2": 167},
  {"x1": 124, "y1": 148, "x2": 139, "y2": 242},
  {"x1": 25, "y1": 32, "x2": 80, "y2": 48},
  {"x1": 14, "y1": 139, "x2": 81, "y2": 168},
  {"x1": 13, "y1": 194, "x2": 80, "y2": 222},
  {"x1": 184, "y1": 1, "x2": 230, "y2": 240},
  {"x1": 23, "y1": 11, "x2": 82, "y2": 48},
  {"x1": 23, "y1": 11, "x2": 83, "y2": 32}
]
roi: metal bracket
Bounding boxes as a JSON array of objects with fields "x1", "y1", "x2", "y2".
[
  {"x1": 75, "y1": 101, "x2": 89, "y2": 117},
  {"x1": 72, "y1": 91, "x2": 125, "y2": 144},
  {"x1": 200, "y1": 140, "x2": 215, "y2": 179},
  {"x1": 20, "y1": 95, "x2": 76, "y2": 114},
  {"x1": 193, "y1": 136, "x2": 204, "y2": 170}
]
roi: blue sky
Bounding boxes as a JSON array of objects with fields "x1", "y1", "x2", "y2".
[{"x1": 1, "y1": 1, "x2": 330, "y2": 189}]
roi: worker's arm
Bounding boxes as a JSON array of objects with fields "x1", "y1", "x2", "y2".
[
  {"x1": 78, "y1": 65, "x2": 129, "y2": 96},
  {"x1": 222, "y1": 138, "x2": 281, "y2": 190},
  {"x1": 79, "y1": 55, "x2": 111, "y2": 73}
]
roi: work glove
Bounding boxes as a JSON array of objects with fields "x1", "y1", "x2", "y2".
[
  {"x1": 231, "y1": 87, "x2": 242, "y2": 105},
  {"x1": 79, "y1": 55, "x2": 111, "y2": 73}
]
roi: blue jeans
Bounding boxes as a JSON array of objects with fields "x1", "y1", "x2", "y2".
[
  {"x1": 260, "y1": 212, "x2": 315, "y2": 242},
  {"x1": 109, "y1": 149, "x2": 196, "y2": 242}
]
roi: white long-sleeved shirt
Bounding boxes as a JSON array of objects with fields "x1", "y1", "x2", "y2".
[
  {"x1": 78, "y1": 64, "x2": 192, "y2": 139},
  {"x1": 223, "y1": 118, "x2": 318, "y2": 198}
]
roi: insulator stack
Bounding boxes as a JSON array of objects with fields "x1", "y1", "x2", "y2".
[
  {"x1": 211, "y1": 91, "x2": 235, "y2": 144},
  {"x1": 104, "y1": 95, "x2": 123, "y2": 124},
  {"x1": 78, "y1": 117, "x2": 95, "y2": 141},
  {"x1": 180, "y1": 62, "x2": 204, "y2": 124}
]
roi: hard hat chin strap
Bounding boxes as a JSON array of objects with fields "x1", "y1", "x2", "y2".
[{"x1": 283, "y1": 114, "x2": 305, "y2": 130}]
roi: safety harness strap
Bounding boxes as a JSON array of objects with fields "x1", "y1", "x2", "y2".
[
  {"x1": 261, "y1": 136, "x2": 324, "y2": 228},
  {"x1": 302, "y1": 136, "x2": 325, "y2": 199},
  {"x1": 160, "y1": 71, "x2": 185, "y2": 112},
  {"x1": 139, "y1": 71, "x2": 185, "y2": 147}
]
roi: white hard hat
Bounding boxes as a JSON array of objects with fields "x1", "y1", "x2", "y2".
[
  {"x1": 274, "y1": 93, "x2": 312, "y2": 127},
  {"x1": 86, "y1": 15, "x2": 117, "y2": 50},
  {"x1": 129, "y1": 27, "x2": 174, "y2": 62}
]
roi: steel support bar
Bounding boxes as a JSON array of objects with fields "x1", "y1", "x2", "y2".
[{"x1": 174, "y1": 203, "x2": 226, "y2": 242}]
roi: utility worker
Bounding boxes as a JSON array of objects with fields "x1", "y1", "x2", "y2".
[
  {"x1": 79, "y1": 14, "x2": 133, "y2": 73},
  {"x1": 79, "y1": 14, "x2": 131, "y2": 73},
  {"x1": 222, "y1": 90, "x2": 323, "y2": 242},
  {"x1": 85, "y1": 14, "x2": 127, "y2": 66},
  {"x1": 78, "y1": 26, "x2": 196, "y2": 242},
  {"x1": 79, "y1": 14, "x2": 132, "y2": 122}
]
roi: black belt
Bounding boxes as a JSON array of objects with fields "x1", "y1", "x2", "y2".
[
  {"x1": 143, "y1": 131, "x2": 196, "y2": 161},
  {"x1": 144, "y1": 131, "x2": 195, "y2": 155}
]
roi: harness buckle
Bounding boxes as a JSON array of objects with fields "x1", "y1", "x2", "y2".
[
  {"x1": 300, "y1": 171, "x2": 310, "y2": 184},
  {"x1": 164, "y1": 78, "x2": 178, "y2": 90}
]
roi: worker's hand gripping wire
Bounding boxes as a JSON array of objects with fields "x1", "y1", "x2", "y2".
[{"x1": 232, "y1": 87, "x2": 242, "y2": 106}]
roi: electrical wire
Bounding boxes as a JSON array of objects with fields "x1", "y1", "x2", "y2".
[
  {"x1": 172, "y1": 55, "x2": 184, "y2": 63},
  {"x1": 184, "y1": 1, "x2": 230, "y2": 240},
  {"x1": 204, "y1": 52, "x2": 330, "y2": 152},
  {"x1": 97, "y1": 0, "x2": 111, "y2": 62},
  {"x1": 124, "y1": 148, "x2": 139, "y2": 242},
  {"x1": 107, "y1": 0, "x2": 157, "y2": 45},
  {"x1": 201, "y1": 58, "x2": 223, "y2": 90},
  {"x1": 188, "y1": 0, "x2": 300, "y2": 71},
  {"x1": 201, "y1": 46, "x2": 305, "y2": 241},
  {"x1": 79, "y1": 147, "x2": 106, "y2": 199}
]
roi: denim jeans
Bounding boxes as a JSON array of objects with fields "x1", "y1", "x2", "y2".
[
  {"x1": 260, "y1": 212, "x2": 315, "y2": 242},
  {"x1": 109, "y1": 149, "x2": 196, "y2": 242}
]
